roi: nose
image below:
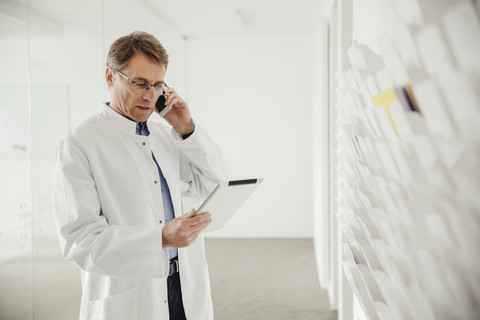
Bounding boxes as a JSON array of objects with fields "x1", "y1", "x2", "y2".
[{"x1": 142, "y1": 86, "x2": 155, "y2": 101}]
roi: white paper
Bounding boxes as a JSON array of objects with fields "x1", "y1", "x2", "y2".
[
  {"x1": 359, "y1": 79, "x2": 377, "y2": 110},
  {"x1": 344, "y1": 208, "x2": 360, "y2": 227},
  {"x1": 354, "y1": 40, "x2": 385, "y2": 74},
  {"x1": 390, "y1": 21, "x2": 422, "y2": 69},
  {"x1": 411, "y1": 79, "x2": 456, "y2": 138},
  {"x1": 391, "y1": 0, "x2": 424, "y2": 25},
  {"x1": 346, "y1": 68, "x2": 360, "y2": 93},
  {"x1": 378, "y1": 34, "x2": 410, "y2": 85},
  {"x1": 388, "y1": 101, "x2": 414, "y2": 139},
  {"x1": 344, "y1": 262, "x2": 379, "y2": 320},
  {"x1": 365, "y1": 108, "x2": 382, "y2": 138},
  {"x1": 349, "y1": 264, "x2": 381, "y2": 319},
  {"x1": 372, "y1": 270, "x2": 414, "y2": 320},
  {"x1": 416, "y1": 24, "x2": 455, "y2": 79},
  {"x1": 344, "y1": 92, "x2": 358, "y2": 113},
  {"x1": 410, "y1": 136, "x2": 437, "y2": 169},
  {"x1": 374, "y1": 107, "x2": 399, "y2": 141},
  {"x1": 374, "y1": 301, "x2": 395, "y2": 320},
  {"x1": 437, "y1": 139, "x2": 463, "y2": 169},
  {"x1": 349, "y1": 240, "x2": 368, "y2": 265},
  {"x1": 375, "y1": 68, "x2": 395, "y2": 91},
  {"x1": 438, "y1": 71, "x2": 480, "y2": 125},
  {"x1": 358, "y1": 264, "x2": 384, "y2": 302},
  {"x1": 443, "y1": 1, "x2": 480, "y2": 74},
  {"x1": 351, "y1": 64, "x2": 368, "y2": 84},
  {"x1": 357, "y1": 110, "x2": 374, "y2": 137},
  {"x1": 388, "y1": 141, "x2": 413, "y2": 180},
  {"x1": 374, "y1": 140, "x2": 401, "y2": 180},
  {"x1": 348, "y1": 43, "x2": 365, "y2": 70},
  {"x1": 359, "y1": 242, "x2": 382, "y2": 270},
  {"x1": 407, "y1": 283, "x2": 435, "y2": 320},
  {"x1": 365, "y1": 75, "x2": 380, "y2": 96},
  {"x1": 343, "y1": 243, "x2": 357, "y2": 265},
  {"x1": 404, "y1": 111, "x2": 428, "y2": 136},
  {"x1": 378, "y1": 1, "x2": 399, "y2": 30}
]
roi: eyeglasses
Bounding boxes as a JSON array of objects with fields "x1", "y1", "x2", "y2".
[{"x1": 115, "y1": 68, "x2": 168, "y2": 93}]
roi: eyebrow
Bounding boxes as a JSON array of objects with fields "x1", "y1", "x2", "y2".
[{"x1": 132, "y1": 77, "x2": 164, "y2": 85}]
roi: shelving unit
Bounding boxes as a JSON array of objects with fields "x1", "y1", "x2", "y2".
[{"x1": 315, "y1": 0, "x2": 480, "y2": 319}]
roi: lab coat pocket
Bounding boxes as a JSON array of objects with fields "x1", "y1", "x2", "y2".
[
  {"x1": 180, "y1": 180, "x2": 201, "y2": 213},
  {"x1": 86, "y1": 287, "x2": 138, "y2": 320}
]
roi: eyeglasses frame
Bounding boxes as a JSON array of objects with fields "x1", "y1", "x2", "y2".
[{"x1": 113, "y1": 67, "x2": 168, "y2": 93}]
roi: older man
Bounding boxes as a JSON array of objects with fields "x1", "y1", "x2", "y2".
[{"x1": 54, "y1": 31, "x2": 230, "y2": 320}]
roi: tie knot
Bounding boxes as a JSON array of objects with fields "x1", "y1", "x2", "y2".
[{"x1": 136, "y1": 122, "x2": 150, "y2": 136}]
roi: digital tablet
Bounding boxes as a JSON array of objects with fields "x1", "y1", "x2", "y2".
[{"x1": 196, "y1": 178, "x2": 263, "y2": 232}]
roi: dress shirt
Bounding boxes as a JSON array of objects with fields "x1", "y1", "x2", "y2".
[{"x1": 136, "y1": 121, "x2": 177, "y2": 259}]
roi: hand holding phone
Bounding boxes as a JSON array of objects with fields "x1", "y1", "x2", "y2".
[
  {"x1": 155, "y1": 94, "x2": 172, "y2": 117},
  {"x1": 156, "y1": 86, "x2": 194, "y2": 135}
]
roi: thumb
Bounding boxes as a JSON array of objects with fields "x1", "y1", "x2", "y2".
[{"x1": 183, "y1": 208, "x2": 196, "y2": 217}]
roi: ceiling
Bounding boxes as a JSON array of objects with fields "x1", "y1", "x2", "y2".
[
  {"x1": 1, "y1": 0, "x2": 324, "y2": 38},
  {"x1": 143, "y1": 0, "x2": 325, "y2": 38}
]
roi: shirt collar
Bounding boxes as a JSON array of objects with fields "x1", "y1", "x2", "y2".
[{"x1": 103, "y1": 104, "x2": 148, "y2": 135}]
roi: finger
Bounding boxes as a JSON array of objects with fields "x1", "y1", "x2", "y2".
[
  {"x1": 183, "y1": 208, "x2": 196, "y2": 217},
  {"x1": 164, "y1": 88, "x2": 175, "y2": 101},
  {"x1": 167, "y1": 95, "x2": 182, "y2": 108},
  {"x1": 165, "y1": 95, "x2": 177, "y2": 107},
  {"x1": 190, "y1": 212, "x2": 211, "y2": 223},
  {"x1": 180, "y1": 213, "x2": 210, "y2": 232},
  {"x1": 188, "y1": 218, "x2": 211, "y2": 235},
  {"x1": 189, "y1": 214, "x2": 212, "y2": 231}
]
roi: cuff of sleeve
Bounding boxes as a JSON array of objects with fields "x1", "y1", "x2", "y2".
[
  {"x1": 155, "y1": 227, "x2": 171, "y2": 278},
  {"x1": 171, "y1": 119, "x2": 196, "y2": 141}
]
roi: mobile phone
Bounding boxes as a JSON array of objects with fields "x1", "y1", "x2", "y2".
[{"x1": 156, "y1": 95, "x2": 171, "y2": 117}]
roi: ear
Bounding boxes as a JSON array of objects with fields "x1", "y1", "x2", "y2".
[{"x1": 106, "y1": 67, "x2": 114, "y2": 87}]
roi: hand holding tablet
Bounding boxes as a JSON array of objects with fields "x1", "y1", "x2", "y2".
[{"x1": 195, "y1": 178, "x2": 263, "y2": 232}]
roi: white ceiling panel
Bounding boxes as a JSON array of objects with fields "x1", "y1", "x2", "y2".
[{"x1": 142, "y1": 0, "x2": 324, "y2": 37}]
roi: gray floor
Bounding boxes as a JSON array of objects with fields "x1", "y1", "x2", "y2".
[
  {"x1": 0, "y1": 238, "x2": 336, "y2": 320},
  {"x1": 206, "y1": 239, "x2": 337, "y2": 320}
]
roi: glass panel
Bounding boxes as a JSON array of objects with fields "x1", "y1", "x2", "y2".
[
  {"x1": 0, "y1": 0, "x2": 33, "y2": 319},
  {"x1": 28, "y1": 0, "x2": 105, "y2": 318}
]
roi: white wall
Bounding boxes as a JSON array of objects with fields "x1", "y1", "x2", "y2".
[
  {"x1": 312, "y1": 19, "x2": 331, "y2": 289},
  {"x1": 186, "y1": 34, "x2": 315, "y2": 238}
]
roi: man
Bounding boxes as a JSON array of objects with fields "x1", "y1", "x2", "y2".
[{"x1": 54, "y1": 31, "x2": 230, "y2": 320}]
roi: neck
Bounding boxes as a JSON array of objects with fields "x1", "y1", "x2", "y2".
[{"x1": 106, "y1": 102, "x2": 137, "y2": 123}]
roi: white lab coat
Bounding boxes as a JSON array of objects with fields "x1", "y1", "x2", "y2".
[{"x1": 53, "y1": 106, "x2": 230, "y2": 320}]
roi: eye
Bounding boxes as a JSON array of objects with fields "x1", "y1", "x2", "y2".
[{"x1": 133, "y1": 81, "x2": 149, "y2": 89}]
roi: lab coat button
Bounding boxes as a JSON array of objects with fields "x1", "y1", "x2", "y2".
[
  {"x1": 142, "y1": 142, "x2": 146, "y2": 146},
  {"x1": 159, "y1": 220, "x2": 163, "y2": 224},
  {"x1": 154, "y1": 180, "x2": 158, "y2": 184}
]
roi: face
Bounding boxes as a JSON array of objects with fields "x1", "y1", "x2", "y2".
[{"x1": 106, "y1": 51, "x2": 166, "y2": 123}]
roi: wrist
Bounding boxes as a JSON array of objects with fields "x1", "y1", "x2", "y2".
[
  {"x1": 162, "y1": 228, "x2": 170, "y2": 248},
  {"x1": 175, "y1": 120, "x2": 195, "y2": 139},
  {"x1": 177, "y1": 118, "x2": 195, "y2": 134}
]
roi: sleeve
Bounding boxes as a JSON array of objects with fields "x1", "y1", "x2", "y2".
[
  {"x1": 53, "y1": 135, "x2": 170, "y2": 279},
  {"x1": 172, "y1": 122, "x2": 232, "y2": 203}
]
